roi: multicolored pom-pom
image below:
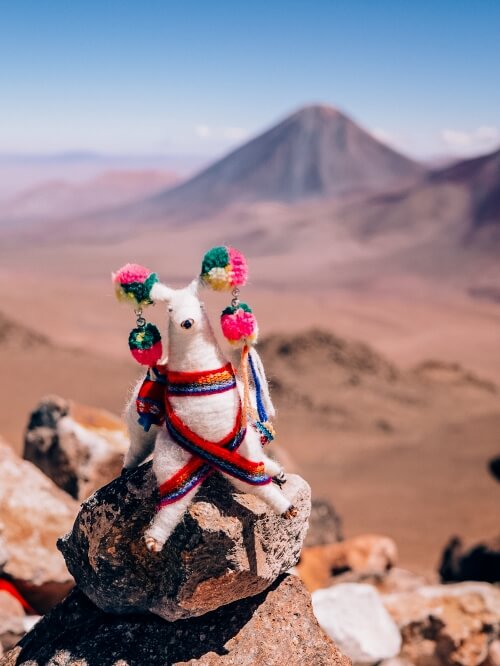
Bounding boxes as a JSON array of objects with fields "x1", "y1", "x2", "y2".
[
  {"x1": 128, "y1": 323, "x2": 163, "y2": 366},
  {"x1": 112, "y1": 263, "x2": 158, "y2": 307},
  {"x1": 220, "y1": 303, "x2": 258, "y2": 346},
  {"x1": 200, "y1": 246, "x2": 248, "y2": 291}
]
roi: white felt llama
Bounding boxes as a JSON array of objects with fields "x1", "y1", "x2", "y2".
[{"x1": 117, "y1": 262, "x2": 295, "y2": 553}]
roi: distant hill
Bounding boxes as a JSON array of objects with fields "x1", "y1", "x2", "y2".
[
  {"x1": 132, "y1": 105, "x2": 425, "y2": 217},
  {"x1": 0, "y1": 311, "x2": 51, "y2": 348},
  {"x1": 0, "y1": 170, "x2": 179, "y2": 225},
  {"x1": 324, "y1": 145, "x2": 500, "y2": 281},
  {"x1": 429, "y1": 148, "x2": 500, "y2": 230}
]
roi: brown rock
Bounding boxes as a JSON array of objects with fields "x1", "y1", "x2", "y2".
[
  {"x1": 24, "y1": 396, "x2": 128, "y2": 501},
  {"x1": 0, "y1": 591, "x2": 25, "y2": 652},
  {"x1": 1, "y1": 576, "x2": 350, "y2": 666},
  {"x1": 383, "y1": 582, "x2": 500, "y2": 666},
  {"x1": 304, "y1": 498, "x2": 343, "y2": 548},
  {"x1": 0, "y1": 439, "x2": 77, "y2": 612},
  {"x1": 297, "y1": 534, "x2": 397, "y2": 592},
  {"x1": 308, "y1": 566, "x2": 433, "y2": 597},
  {"x1": 58, "y1": 464, "x2": 311, "y2": 621},
  {"x1": 485, "y1": 640, "x2": 500, "y2": 666}
]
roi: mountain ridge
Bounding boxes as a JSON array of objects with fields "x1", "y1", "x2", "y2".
[{"x1": 127, "y1": 104, "x2": 426, "y2": 219}]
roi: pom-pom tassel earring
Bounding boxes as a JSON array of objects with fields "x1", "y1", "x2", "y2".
[
  {"x1": 112, "y1": 263, "x2": 163, "y2": 367},
  {"x1": 200, "y1": 246, "x2": 274, "y2": 442}
]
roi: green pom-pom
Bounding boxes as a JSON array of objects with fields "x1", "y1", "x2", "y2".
[
  {"x1": 201, "y1": 246, "x2": 230, "y2": 275},
  {"x1": 128, "y1": 322, "x2": 161, "y2": 350}
]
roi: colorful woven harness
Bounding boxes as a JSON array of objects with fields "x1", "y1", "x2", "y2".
[
  {"x1": 166, "y1": 363, "x2": 237, "y2": 396},
  {"x1": 136, "y1": 363, "x2": 271, "y2": 509}
]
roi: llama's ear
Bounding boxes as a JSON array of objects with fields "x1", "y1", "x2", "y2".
[
  {"x1": 150, "y1": 282, "x2": 175, "y2": 303},
  {"x1": 187, "y1": 278, "x2": 200, "y2": 296}
]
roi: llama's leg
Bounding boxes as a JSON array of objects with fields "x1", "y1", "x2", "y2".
[
  {"x1": 144, "y1": 434, "x2": 201, "y2": 552},
  {"x1": 123, "y1": 379, "x2": 158, "y2": 470},
  {"x1": 228, "y1": 473, "x2": 292, "y2": 515},
  {"x1": 226, "y1": 428, "x2": 294, "y2": 516}
]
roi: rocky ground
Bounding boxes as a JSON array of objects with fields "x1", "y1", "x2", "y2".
[{"x1": 0, "y1": 392, "x2": 498, "y2": 664}]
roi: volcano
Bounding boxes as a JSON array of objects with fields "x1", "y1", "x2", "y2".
[{"x1": 140, "y1": 104, "x2": 425, "y2": 215}]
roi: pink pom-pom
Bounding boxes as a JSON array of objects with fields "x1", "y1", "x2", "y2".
[
  {"x1": 112, "y1": 263, "x2": 151, "y2": 285},
  {"x1": 130, "y1": 341, "x2": 163, "y2": 366},
  {"x1": 221, "y1": 308, "x2": 258, "y2": 345},
  {"x1": 228, "y1": 247, "x2": 248, "y2": 287}
]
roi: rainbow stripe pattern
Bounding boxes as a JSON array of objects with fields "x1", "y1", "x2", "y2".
[{"x1": 165, "y1": 363, "x2": 237, "y2": 396}]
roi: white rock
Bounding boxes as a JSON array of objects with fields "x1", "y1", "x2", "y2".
[{"x1": 312, "y1": 583, "x2": 402, "y2": 664}]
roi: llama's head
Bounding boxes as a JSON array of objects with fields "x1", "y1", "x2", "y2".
[{"x1": 150, "y1": 279, "x2": 206, "y2": 338}]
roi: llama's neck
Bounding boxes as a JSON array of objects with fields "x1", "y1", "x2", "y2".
[{"x1": 167, "y1": 314, "x2": 228, "y2": 372}]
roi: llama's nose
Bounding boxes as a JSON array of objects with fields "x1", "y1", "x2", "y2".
[{"x1": 181, "y1": 318, "x2": 194, "y2": 330}]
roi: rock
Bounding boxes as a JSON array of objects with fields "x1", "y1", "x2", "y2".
[
  {"x1": 312, "y1": 583, "x2": 402, "y2": 664},
  {"x1": 24, "y1": 396, "x2": 128, "y2": 501},
  {"x1": 297, "y1": 534, "x2": 397, "y2": 592},
  {"x1": 2, "y1": 575, "x2": 350, "y2": 666},
  {"x1": 378, "y1": 659, "x2": 414, "y2": 666},
  {"x1": 58, "y1": 463, "x2": 310, "y2": 621},
  {"x1": 304, "y1": 566, "x2": 433, "y2": 596},
  {"x1": 489, "y1": 456, "x2": 500, "y2": 482},
  {"x1": 440, "y1": 535, "x2": 500, "y2": 583},
  {"x1": 486, "y1": 640, "x2": 500, "y2": 666},
  {"x1": 383, "y1": 582, "x2": 500, "y2": 666},
  {"x1": 0, "y1": 591, "x2": 25, "y2": 652},
  {"x1": 304, "y1": 498, "x2": 343, "y2": 548},
  {"x1": 0, "y1": 439, "x2": 77, "y2": 612}
]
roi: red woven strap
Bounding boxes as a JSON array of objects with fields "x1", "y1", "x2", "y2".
[{"x1": 165, "y1": 362, "x2": 234, "y2": 384}]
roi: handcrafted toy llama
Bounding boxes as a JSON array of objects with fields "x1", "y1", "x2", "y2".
[{"x1": 113, "y1": 247, "x2": 296, "y2": 552}]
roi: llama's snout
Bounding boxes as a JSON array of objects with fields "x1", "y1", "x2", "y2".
[{"x1": 181, "y1": 318, "x2": 195, "y2": 330}]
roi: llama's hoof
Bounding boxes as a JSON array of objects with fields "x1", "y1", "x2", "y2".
[
  {"x1": 282, "y1": 505, "x2": 298, "y2": 520},
  {"x1": 272, "y1": 471, "x2": 287, "y2": 488},
  {"x1": 144, "y1": 535, "x2": 163, "y2": 552}
]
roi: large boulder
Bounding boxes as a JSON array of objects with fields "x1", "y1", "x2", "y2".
[
  {"x1": 2, "y1": 576, "x2": 350, "y2": 666},
  {"x1": 298, "y1": 534, "x2": 397, "y2": 592},
  {"x1": 0, "y1": 439, "x2": 77, "y2": 612},
  {"x1": 24, "y1": 396, "x2": 128, "y2": 501},
  {"x1": 383, "y1": 582, "x2": 500, "y2": 666},
  {"x1": 58, "y1": 463, "x2": 311, "y2": 621},
  {"x1": 312, "y1": 583, "x2": 402, "y2": 664}
]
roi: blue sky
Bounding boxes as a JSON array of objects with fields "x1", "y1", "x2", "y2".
[{"x1": 1, "y1": 1, "x2": 499, "y2": 159}]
